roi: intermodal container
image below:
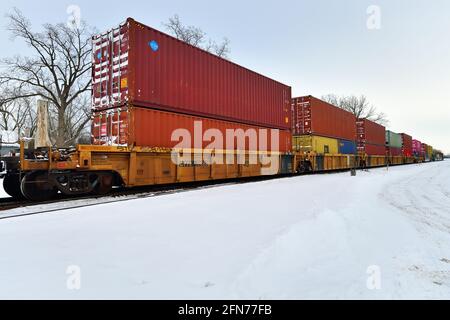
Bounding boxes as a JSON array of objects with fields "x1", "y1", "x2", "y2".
[
  {"x1": 385, "y1": 130, "x2": 402, "y2": 148},
  {"x1": 292, "y1": 135, "x2": 338, "y2": 154},
  {"x1": 92, "y1": 18, "x2": 291, "y2": 130},
  {"x1": 338, "y1": 139, "x2": 356, "y2": 154},
  {"x1": 401, "y1": 133, "x2": 413, "y2": 157},
  {"x1": 291, "y1": 96, "x2": 356, "y2": 141},
  {"x1": 387, "y1": 146, "x2": 402, "y2": 156},
  {"x1": 91, "y1": 105, "x2": 292, "y2": 152},
  {"x1": 422, "y1": 143, "x2": 429, "y2": 160},
  {"x1": 363, "y1": 143, "x2": 386, "y2": 156},
  {"x1": 427, "y1": 145, "x2": 433, "y2": 160},
  {"x1": 412, "y1": 139, "x2": 422, "y2": 157},
  {"x1": 356, "y1": 118, "x2": 385, "y2": 146}
]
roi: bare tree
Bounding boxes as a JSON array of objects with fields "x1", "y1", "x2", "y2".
[
  {"x1": 0, "y1": 9, "x2": 94, "y2": 147},
  {"x1": 164, "y1": 15, "x2": 230, "y2": 59},
  {"x1": 0, "y1": 93, "x2": 36, "y2": 139},
  {"x1": 322, "y1": 94, "x2": 389, "y2": 126}
]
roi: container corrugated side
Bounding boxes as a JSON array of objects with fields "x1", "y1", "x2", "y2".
[
  {"x1": 387, "y1": 146, "x2": 402, "y2": 156},
  {"x1": 356, "y1": 118, "x2": 385, "y2": 146},
  {"x1": 401, "y1": 133, "x2": 413, "y2": 157},
  {"x1": 412, "y1": 139, "x2": 422, "y2": 157},
  {"x1": 292, "y1": 135, "x2": 339, "y2": 154},
  {"x1": 386, "y1": 131, "x2": 402, "y2": 148},
  {"x1": 92, "y1": 105, "x2": 291, "y2": 152},
  {"x1": 92, "y1": 18, "x2": 291, "y2": 130},
  {"x1": 422, "y1": 143, "x2": 428, "y2": 159},
  {"x1": 427, "y1": 145, "x2": 433, "y2": 159},
  {"x1": 292, "y1": 96, "x2": 356, "y2": 141},
  {"x1": 338, "y1": 139, "x2": 356, "y2": 154},
  {"x1": 363, "y1": 143, "x2": 386, "y2": 156}
]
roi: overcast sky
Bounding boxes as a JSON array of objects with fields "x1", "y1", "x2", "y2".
[{"x1": 1, "y1": 0, "x2": 449, "y2": 153}]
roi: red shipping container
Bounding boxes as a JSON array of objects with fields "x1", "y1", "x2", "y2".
[
  {"x1": 358, "y1": 143, "x2": 386, "y2": 156},
  {"x1": 401, "y1": 133, "x2": 413, "y2": 157},
  {"x1": 421, "y1": 143, "x2": 428, "y2": 157},
  {"x1": 291, "y1": 96, "x2": 356, "y2": 141},
  {"x1": 356, "y1": 118, "x2": 385, "y2": 146},
  {"x1": 92, "y1": 18, "x2": 291, "y2": 130},
  {"x1": 412, "y1": 139, "x2": 422, "y2": 156},
  {"x1": 91, "y1": 106, "x2": 292, "y2": 152},
  {"x1": 387, "y1": 146, "x2": 402, "y2": 156}
]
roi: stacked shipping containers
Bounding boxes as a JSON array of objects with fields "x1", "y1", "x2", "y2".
[
  {"x1": 427, "y1": 145, "x2": 433, "y2": 161},
  {"x1": 291, "y1": 96, "x2": 356, "y2": 154},
  {"x1": 91, "y1": 18, "x2": 292, "y2": 152},
  {"x1": 400, "y1": 133, "x2": 413, "y2": 157},
  {"x1": 419, "y1": 143, "x2": 433, "y2": 161},
  {"x1": 412, "y1": 139, "x2": 422, "y2": 158},
  {"x1": 356, "y1": 118, "x2": 386, "y2": 155},
  {"x1": 433, "y1": 149, "x2": 444, "y2": 161},
  {"x1": 422, "y1": 143, "x2": 429, "y2": 161},
  {"x1": 385, "y1": 130, "x2": 403, "y2": 156}
]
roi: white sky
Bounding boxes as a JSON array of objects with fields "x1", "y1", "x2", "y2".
[{"x1": 0, "y1": 0, "x2": 449, "y2": 153}]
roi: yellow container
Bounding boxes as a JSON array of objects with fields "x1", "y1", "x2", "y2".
[
  {"x1": 427, "y1": 146, "x2": 433, "y2": 159},
  {"x1": 293, "y1": 135, "x2": 339, "y2": 154}
]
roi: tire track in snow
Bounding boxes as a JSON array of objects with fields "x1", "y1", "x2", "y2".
[{"x1": 380, "y1": 161, "x2": 450, "y2": 292}]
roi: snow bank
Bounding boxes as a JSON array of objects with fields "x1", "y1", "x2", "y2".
[{"x1": 0, "y1": 162, "x2": 449, "y2": 299}]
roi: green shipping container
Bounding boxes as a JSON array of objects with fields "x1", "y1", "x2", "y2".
[{"x1": 385, "y1": 130, "x2": 402, "y2": 148}]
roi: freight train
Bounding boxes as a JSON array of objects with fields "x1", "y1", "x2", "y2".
[{"x1": 0, "y1": 18, "x2": 445, "y2": 201}]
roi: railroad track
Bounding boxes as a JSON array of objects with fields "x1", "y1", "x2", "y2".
[
  {"x1": 0, "y1": 162, "x2": 425, "y2": 220},
  {"x1": 0, "y1": 174, "x2": 295, "y2": 220},
  {"x1": 0, "y1": 187, "x2": 191, "y2": 220}
]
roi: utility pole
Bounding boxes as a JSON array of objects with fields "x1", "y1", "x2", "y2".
[{"x1": 35, "y1": 100, "x2": 52, "y2": 149}]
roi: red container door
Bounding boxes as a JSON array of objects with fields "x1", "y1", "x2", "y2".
[
  {"x1": 291, "y1": 97, "x2": 311, "y2": 136},
  {"x1": 92, "y1": 108, "x2": 129, "y2": 145},
  {"x1": 92, "y1": 22, "x2": 130, "y2": 111},
  {"x1": 292, "y1": 96, "x2": 356, "y2": 141}
]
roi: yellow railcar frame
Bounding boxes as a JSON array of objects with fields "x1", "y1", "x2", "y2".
[{"x1": 19, "y1": 141, "x2": 287, "y2": 188}]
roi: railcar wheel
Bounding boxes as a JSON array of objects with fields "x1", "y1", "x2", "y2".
[
  {"x1": 93, "y1": 173, "x2": 113, "y2": 195},
  {"x1": 3, "y1": 174, "x2": 24, "y2": 199},
  {"x1": 20, "y1": 172, "x2": 58, "y2": 201}
]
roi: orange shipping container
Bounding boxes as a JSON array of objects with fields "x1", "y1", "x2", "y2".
[
  {"x1": 92, "y1": 105, "x2": 292, "y2": 153},
  {"x1": 291, "y1": 96, "x2": 356, "y2": 141}
]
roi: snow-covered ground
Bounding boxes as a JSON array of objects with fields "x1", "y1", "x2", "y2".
[{"x1": 0, "y1": 161, "x2": 449, "y2": 299}]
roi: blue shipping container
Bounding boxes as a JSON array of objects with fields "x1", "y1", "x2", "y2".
[{"x1": 338, "y1": 139, "x2": 357, "y2": 154}]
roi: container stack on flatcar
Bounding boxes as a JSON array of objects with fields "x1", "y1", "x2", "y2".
[
  {"x1": 433, "y1": 149, "x2": 444, "y2": 161},
  {"x1": 426, "y1": 145, "x2": 433, "y2": 162},
  {"x1": 291, "y1": 96, "x2": 358, "y2": 171},
  {"x1": 356, "y1": 118, "x2": 386, "y2": 166},
  {"x1": 400, "y1": 133, "x2": 414, "y2": 163},
  {"x1": 291, "y1": 96, "x2": 356, "y2": 154},
  {"x1": 91, "y1": 18, "x2": 291, "y2": 152},
  {"x1": 385, "y1": 130, "x2": 403, "y2": 164},
  {"x1": 412, "y1": 139, "x2": 423, "y2": 162},
  {"x1": 421, "y1": 143, "x2": 429, "y2": 161}
]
